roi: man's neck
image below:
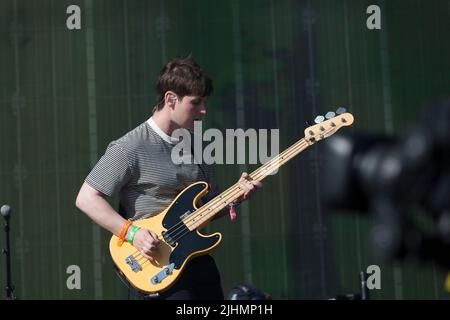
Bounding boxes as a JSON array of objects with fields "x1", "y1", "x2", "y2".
[{"x1": 151, "y1": 110, "x2": 178, "y2": 136}]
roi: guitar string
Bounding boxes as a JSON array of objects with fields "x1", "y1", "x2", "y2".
[{"x1": 129, "y1": 124, "x2": 340, "y2": 263}]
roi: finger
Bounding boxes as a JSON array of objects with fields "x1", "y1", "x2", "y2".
[
  {"x1": 254, "y1": 181, "x2": 262, "y2": 188},
  {"x1": 149, "y1": 230, "x2": 158, "y2": 238},
  {"x1": 239, "y1": 182, "x2": 250, "y2": 193},
  {"x1": 140, "y1": 250, "x2": 154, "y2": 261},
  {"x1": 139, "y1": 247, "x2": 150, "y2": 256},
  {"x1": 241, "y1": 172, "x2": 249, "y2": 179},
  {"x1": 143, "y1": 230, "x2": 160, "y2": 245},
  {"x1": 245, "y1": 182, "x2": 255, "y2": 191},
  {"x1": 245, "y1": 186, "x2": 257, "y2": 198},
  {"x1": 144, "y1": 241, "x2": 159, "y2": 251},
  {"x1": 142, "y1": 229, "x2": 153, "y2": 239},
  {"x1": 149, "y1": 231, "x2": 160, "y2": 243},
  {"x1": 144, "y1": 245, "x2": 159, "y2": 255},
  {"x1": 142, "y1": 235, "x2": 154, "y2": 247}
]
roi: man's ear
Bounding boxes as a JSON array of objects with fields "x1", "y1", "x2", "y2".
[{"x1": 165, "y1": 92, "x2": 177, "y2": 106}]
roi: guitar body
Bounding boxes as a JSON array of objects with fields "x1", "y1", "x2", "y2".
[{"x1": 109, "y1": 181, "x2": 222, "y2": 294}]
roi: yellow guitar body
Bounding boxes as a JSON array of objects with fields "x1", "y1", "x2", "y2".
[{"x1": 109, "y1": 181, "x2": 222, "y2": 294}]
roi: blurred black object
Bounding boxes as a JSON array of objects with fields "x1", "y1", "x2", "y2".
[
  {"x1": 330, "y1": 271, "x2": 370, "y2": 300},
  {"x1": 228, "y1": 283, "x2": 271, "y2": 300},
  {"x1": 1, "y1": 204, "x2": 17, "y2": 300},
  {"x1": 360, "y1": 271, "x2": 370, "y2": 300},
  {"x1": 322, "y1": 99, "x2": 450, "y2": 268}
]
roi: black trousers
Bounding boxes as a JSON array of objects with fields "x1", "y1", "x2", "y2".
[{"x1": 128, "y1": 254, "x2": 224, "y2": 300}]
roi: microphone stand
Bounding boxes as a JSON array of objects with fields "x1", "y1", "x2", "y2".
[{"x1": 1, "y1": 205, "x2": 16, "y2": 300}]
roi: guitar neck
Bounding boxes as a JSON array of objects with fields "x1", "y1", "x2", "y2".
[{"x1": 185, "y1": 137, "x2": 312, "y2": 230}]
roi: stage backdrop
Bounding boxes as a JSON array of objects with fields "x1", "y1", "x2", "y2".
[{"x1": 0, "y1": 0, "x2": 449, "y2": 299}]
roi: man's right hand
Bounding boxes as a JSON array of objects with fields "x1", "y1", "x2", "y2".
[{"x1": 129, "y1": 228, "x2": 161, "y2": 260}]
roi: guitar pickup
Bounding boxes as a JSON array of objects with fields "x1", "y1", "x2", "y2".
[
  {"x1": 151, "y1": 263, "x2": 175, "y2": 285},
  {"x1": 125, "y1": 255, "x2": 142, "y2": 273},
  {"x1": 162, "y1": 230, "x2": 176, "y2": 247}
]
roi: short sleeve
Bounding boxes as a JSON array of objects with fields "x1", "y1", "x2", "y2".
[{"x1": 85, "y1": 142, "x2": 132, "y2": 198}]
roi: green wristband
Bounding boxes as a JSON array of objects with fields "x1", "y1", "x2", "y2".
[{"x1": 127, "y1": 226, "x2": 140, "y2": 244}]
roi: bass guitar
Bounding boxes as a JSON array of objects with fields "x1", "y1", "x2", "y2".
[{"x1": 110, "y1": 109, "x2": 354, "y2": 294}]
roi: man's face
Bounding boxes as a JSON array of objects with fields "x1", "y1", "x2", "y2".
[{"x1": 171, "y1": 95, "x2": 207, "y2": 131}]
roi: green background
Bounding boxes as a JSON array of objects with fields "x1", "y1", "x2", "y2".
[{"x1": 0, "y1": 0, "x2": 449, "y2": 299}]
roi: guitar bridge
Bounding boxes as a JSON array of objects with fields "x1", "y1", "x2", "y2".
[
  {"x1": 125, "y1": 255, "x2": 142, "y2": 273},
  {"x1": 151, "y1": 263, "x2": 175, "y2": 285}
]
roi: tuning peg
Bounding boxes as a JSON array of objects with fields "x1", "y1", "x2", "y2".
[
  {"x1": 325, "y1": 111, "x2": 335, "y2": 119},
  {"x1": 336, "y1": 107, "x2": 347, "y2": 115},
  {"x1": 314, "y1": 115, "x2": 325, "y2": 124}
]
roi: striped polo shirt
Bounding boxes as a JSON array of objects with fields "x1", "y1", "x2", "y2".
[{"x1": 85, "y1": 117, "x2": 218, "y2": 221}]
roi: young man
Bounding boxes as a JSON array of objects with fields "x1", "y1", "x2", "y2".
[{"x1": 75, "y1": 56, "x2": 261, "y2": 299}]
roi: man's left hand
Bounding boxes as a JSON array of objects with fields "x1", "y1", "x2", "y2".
[{"x1": 236, "y1": 172, "x2": 262, "y2": 203}]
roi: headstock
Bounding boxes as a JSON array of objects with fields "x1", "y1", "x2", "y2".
[{"x1": 304, "y1": 108, "x2": 354, "y2": 144}]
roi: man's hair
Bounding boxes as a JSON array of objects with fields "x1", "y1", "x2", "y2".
[{"x1": 154, "y1": 56, "x2": 213, "y2": 111}]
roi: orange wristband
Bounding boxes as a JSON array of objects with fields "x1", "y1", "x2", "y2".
[{"x1": 117, "y1": 220, "x2": 132, "y2": 246}]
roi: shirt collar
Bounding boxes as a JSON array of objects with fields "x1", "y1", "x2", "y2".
[{"x1": 147, "y1": 117, "x2": 180, "y2": 145}]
